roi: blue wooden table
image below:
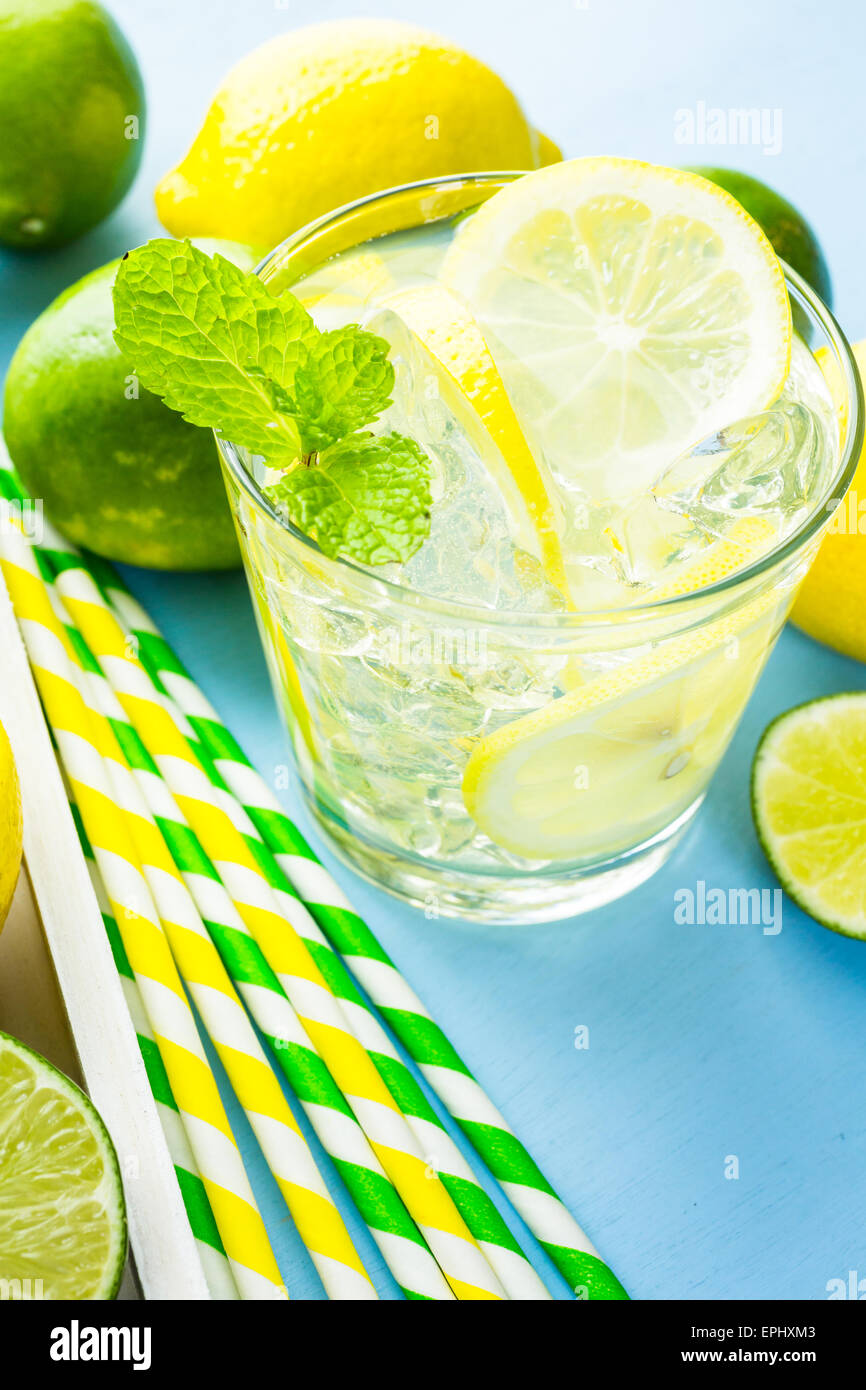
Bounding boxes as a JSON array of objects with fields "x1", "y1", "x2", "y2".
[{"x1": 2, "y1": 0, "x2": 864, "y2": 1300}]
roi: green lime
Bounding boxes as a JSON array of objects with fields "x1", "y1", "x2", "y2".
[
  {"x1": 0, "y1": 1030, "x2": 127, "y2": 1298},
  {"x1": 685, "y1": 167, "x2": 832, "y2": 306},
  {"x1": 752, "y1": 694, "x2": 866, "y2": 940},
  {"x1": 0, "y1": 0, "x2": 145, "y2": 249},
  {"x1": 2, "y1": 242, "x2": 260, "y2": 571}
]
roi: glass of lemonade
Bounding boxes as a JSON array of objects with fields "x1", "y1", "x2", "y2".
[{"x1": 218, "y1": 172, "x2": 863, "y2": 923}]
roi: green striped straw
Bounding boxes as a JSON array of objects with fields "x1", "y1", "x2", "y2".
[
  {"x1": 66, "y1": 789, "x2": 238, "y2": 1300},
  {"x1": 21, "y1": 522, "x2": 506, "y2": 1299},
  {"x1": 0, "y1": 455, "x2": 538, "y2": 1298},
  {"x1": 100, "y1": 571, "x2": 626, "y2": 1299},
  {"x1": 1, "y1": 461, "x2": 626, "y2": 1298},
  {"x1": 40, "y1": 576, "x2": 454, "y2": 1300},
  {"x1": 44, "y1": 540, "x2": 546, "y2": 1299}
]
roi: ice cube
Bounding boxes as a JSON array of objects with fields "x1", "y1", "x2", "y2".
[
  {"x1": 652, "y1": 404, "x2": 814, "y2": 530},
  {"x1": 603, "y1": 334, "x2": 839, "y2": 596}
]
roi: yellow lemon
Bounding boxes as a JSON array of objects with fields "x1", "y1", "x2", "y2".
[
  {"x1": 535, "y1": 131, "x2": 564, "y2": 167},
  {"x1": 156, "y1": 19, "x2": 559, "y2": 249},
  {"x1": 0, "y1": 719, "x2": 23, "y2": 930},
  {"x1": 790, "y1": 340, "x2": 866, "y2": 661}
]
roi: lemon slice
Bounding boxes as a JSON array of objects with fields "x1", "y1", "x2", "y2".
[
  {"x1": 0, "y1": 1031, "x2": 127, "y2": 1298},
  {"x1": 382, "y1": 283, "x2": 570, "y2": 598},
  {"x1": 752, "y1": 694, "x2": 866, "y2": 939},
  {"x1": 642, "y1": 516, "x2": 777, "y2": 599},
  {"x1": 443, "y1": 157, "x2": 792, "y2": 499},
  {"x1": 463, "y1": 521, "x2": 780, "y2": 860}
]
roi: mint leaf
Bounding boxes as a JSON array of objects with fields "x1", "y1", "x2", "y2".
[
  {"x1": 267, "y1": 433, "x2": 432, "y2": 566},
  {"x1": 290, "y1": 327, "x2": 395, "y2": 452},
  {"x1": 112, "y1": 237, "x2": 435, "y2": 566},
  {"x1": 250, "y1": 328, "x2": 394, "y2": 454},
  {"x1": 113, "y1": 238, "x2": 313, "y2": 463}
]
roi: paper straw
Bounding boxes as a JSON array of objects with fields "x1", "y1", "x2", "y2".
[
  {"x1": 98, "y1": 562, "x2": 631, "y2": 1299},
  {"x1": 1, "y1": 472, "x2": 489, "y2": 1300},
  {"x1": 38, "y1": 545, "x2": 542, "y2": 1298},
  {"x1": 30, "y1": 567, "x2": 375, "y2": 1300},
  {"x1": 0, "y1": 524, "x2": 286, "y2": 1300},
  {"x1": 81, "y1": 615, "x2": 547, "y2": 1295},
  {"x1": 68, "y1": 798, "x2": 239, "y2": 1300},
  {"x1": 33, "y1": 551, "x2": 506, "y2": 1300},
  {"x1": 48, "y1": 585, "x2": 452, "y2": 1300},
  {"x1": 1, "y1": 461, "x2": 616, "y2": 1296}
]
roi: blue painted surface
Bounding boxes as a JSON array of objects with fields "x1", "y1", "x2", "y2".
[{"x1": 2, "y1": 0, "x2": 865, "y2": 1300}]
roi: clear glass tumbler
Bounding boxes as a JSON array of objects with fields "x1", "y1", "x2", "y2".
[{"x1": 218, "y1": 174, "x2": 863, "y2": 924}]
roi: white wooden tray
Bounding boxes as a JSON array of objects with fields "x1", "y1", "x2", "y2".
[{"x1": 0, "y1": 565, "x2": 210, "y2": 1299}]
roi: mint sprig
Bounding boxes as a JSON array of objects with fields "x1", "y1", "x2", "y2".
[{"x1": 112, "y1": 238, "x2": 431, "y2": 564}]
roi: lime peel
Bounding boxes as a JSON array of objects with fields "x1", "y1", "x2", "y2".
[
  {"x1": 0, "y1": 1031, "x2": 127, "y2": 1299},
  {"x1": 752, "y1": 693, "x2": 866, "y2": 940}
]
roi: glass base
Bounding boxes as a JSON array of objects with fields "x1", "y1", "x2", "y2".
[{"x1": 305, "y1": 792, "x2": 703, "y2": 925}]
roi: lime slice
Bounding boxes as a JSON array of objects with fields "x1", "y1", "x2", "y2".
[
  {"x1": 381, "y1": 283, "x2": 570, "y2": 599},
  {"x1": 752, "y1": 694, "x2": 866, "y2": 939},
  {"x1": 463, "y1": 522, "x2": 780, "y2": 860},
  {"x1": 0, "y1": 1031, "x2": 127, "y2": 1298},
  {"x1": 443, "y1": 157, "x2": 792, "y2": 499}
]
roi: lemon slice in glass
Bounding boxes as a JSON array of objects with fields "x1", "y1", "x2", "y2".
[
  {"x1": 443, "y1": 157, "x2": 792, "y2": 500},
  {"x1": 752, "y1": 694, "x2": 866, "y2": 939},
  {"x1": 0, "y1": 1031, "x2": 127, "y2": 1298},
  {"x1": 382, "y1": 283, "x2": 570, "y2": 599},
  {"x1": 463, "y1": 521, "x2": 780, "y2": 861}
]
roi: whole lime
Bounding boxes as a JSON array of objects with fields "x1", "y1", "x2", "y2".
[
  {"x1": 685, "y1": 167, "x2": 832, "y2": 306},
  {"x1": 0, "y1": 0, "x2": 145, "y2": 249},
  {"x1": 2, "y1": 243, "x2": 259, "y2": 570}
]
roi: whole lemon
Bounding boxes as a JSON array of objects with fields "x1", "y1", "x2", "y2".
[
  {"x1": 156, "y1": 18, "x2": 559, "y2": 249},
  {"x1": 791, "y1": 340, "x2": 866, "y2": 660},
  {"x1": 0, "y1": 719, "x2": 23, "y2": 930},
  {"x1": 0, "y1": 0, "x2": 145, "y2": 249}
]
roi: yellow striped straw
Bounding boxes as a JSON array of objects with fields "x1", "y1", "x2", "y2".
[
  {"x1": 55, "y1": 596, "x2": 376, "y2": 1300},
  {"x1": 55, "y1": 562, "x2": 506, "y2": 1300},
  {"x1": 52, "y1": 589, "x2": 452, "y2": 1301},
  {"x1": 10, "y1": 529, "x2": 374, "y2": 1298},
  {"x1": 0, "y1": 524, "x2": 286, "y2": 1301},
  {"x1": 78, "y1": 843, "x2": 241, "y2": 1301}
]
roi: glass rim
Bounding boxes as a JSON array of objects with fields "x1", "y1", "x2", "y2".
[{"x1": 217, "y1": 170, "x2": 865, "y2": 631}]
